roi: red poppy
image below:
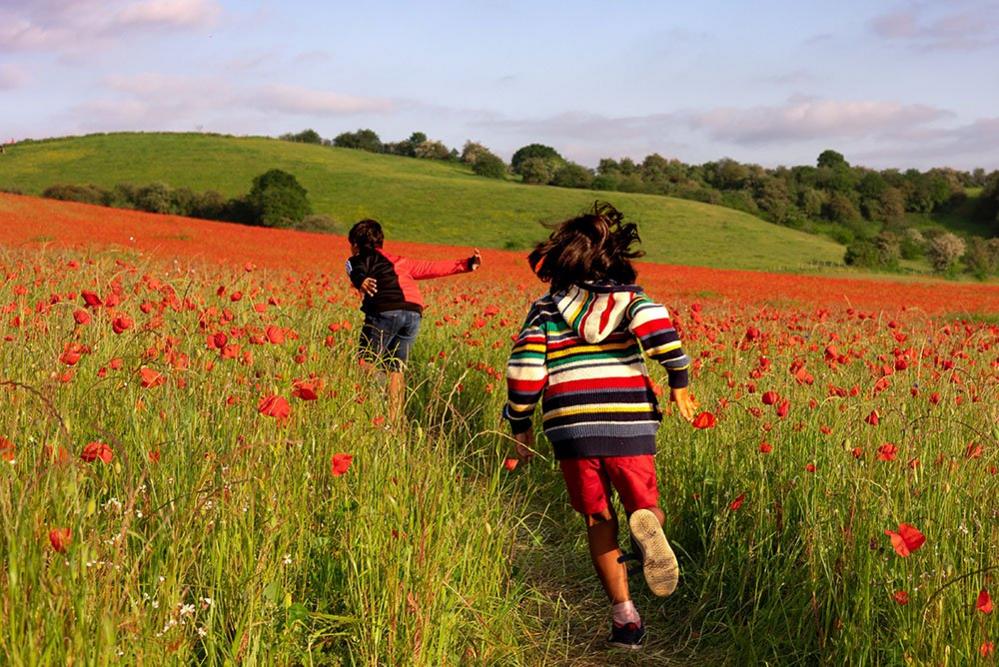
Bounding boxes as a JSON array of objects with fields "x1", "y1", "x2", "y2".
[
  {"x1": 761, "y1": 391, "x2": 779, "y2": 405},
  {"x1": 503, "y1": 458, "x2": 519, "y2": 472},
  {"x1": 49, "y1": 527, "x2": 72, "y2": 553},
  {"x1": 865, "y1": 410, "x2": 880, "y2": 426},
  {"x1": 80, "y1": 441, "x2": 113, "y2": 464},
  {"x1": 330, "y1": 453, "x2": 353, "y2": 477},
  {"x1": 692, "y1": 412, "x2": 716, "y2": 429},
  {"x1": 729, "y1": 493, "x2": 746, "y2": 510},
  {"x1": 805, "y1": 463, "x2": 816, "y2": 473},
  {"x1": 892, "y1": 590, "x2": 909, "y2": 606},
  {"x1": 982, "y1": 642, "x2": 994, "y2": 658},
  {"x1": 877, "y1": 443, "x2": 899, "y2": 462},
  {"x1": 758, "y1": 441, "x2": 772, "y2": 454},
  {"x1": 112, "y1": 315, "x2": 133, "y2": 334},
  {"x1": 291, "y1": 381, "x2": 318, "y2": 401},
  {"x1": 257, "y1": 395, "x2": 291, "y2": 420},
  {"x1": 978, "y1": 589, "x2": 994, "y2": 614},
  {"x1": 148, "y1": 450, "x2": 161, "y2": 464},
  {"x1": 0, "y1": 437, "x2": 14, "y2": 462},
  {"x1": 73, "y1": 309, "x2": 91, "y2": 325},
  {"x1": 884, "y1": 523, "x2": 926, "y2": 557},
  {"x1": 776, "y1": 399, "x2": 790, "y2": 419},
  {"x1": 139, "y1": 367, "x2": 165, "y2": 388},
  {"x1": 81, "y1": 291, "x2": 102, "y2": 308},
  {"x1": 266, "y1": 325, "x2": 285, "y2": 344}
]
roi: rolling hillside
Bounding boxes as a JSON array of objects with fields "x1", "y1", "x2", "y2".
[{"x1": 0, "y1": 132, "x2": 846, "y2": 271}]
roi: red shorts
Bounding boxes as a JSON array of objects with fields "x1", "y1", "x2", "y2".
[{"x1": 559, "y1": 455, "x2": 659, "y2": 515}]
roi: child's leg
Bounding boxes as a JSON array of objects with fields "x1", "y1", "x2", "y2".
[
  {"x1": 585, "y1": 508, "x2": 630, "y2": 604},
  {"x1": 604, "y1": 456, "x2": 679, "y2": 597}
]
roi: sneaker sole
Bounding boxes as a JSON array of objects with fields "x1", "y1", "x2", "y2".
[{"x1": 629, "y1": 509, "x2": 679, "y2": 597}]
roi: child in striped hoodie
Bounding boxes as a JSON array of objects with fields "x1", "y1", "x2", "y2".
[{"x1": 503, "y1": 202, "x2": 696, "y2": 651}]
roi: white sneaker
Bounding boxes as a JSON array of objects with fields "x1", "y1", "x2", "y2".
[{"x1": 629, "y1": 509, "x2": 679, "y2": 597}]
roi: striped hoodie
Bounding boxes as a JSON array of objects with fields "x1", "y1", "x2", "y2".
[{"x1": 503, "y1": 283, "x2": 691, "y2": 459}]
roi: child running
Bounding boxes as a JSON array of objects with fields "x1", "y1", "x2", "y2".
[
  {"x1": 503, "y1": 202, "x2": 696, "y2": 650},
  {"x1": 346, "y1": 219, "x2": 481, "y2": 422}
]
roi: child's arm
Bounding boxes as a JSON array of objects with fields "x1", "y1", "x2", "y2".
[
  {"x1": 403, "y1": 250, "x2": 481, "y2": 281},
  {"x1": 345, "y1": 258, "x2": 377, "y2": 296},
  {"x1": 502, "y1": 304, "x2": 548, "y2": 449},
  {"x1": 627, "y1": 294, "x2": 695, "y2": 420}
]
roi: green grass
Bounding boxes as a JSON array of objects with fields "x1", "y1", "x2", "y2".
[
  {"x1": 2, "y1": 247, "x2": 996, "y2": 664},
  {"x1": 0, "y1": 132, "x2": 846, "y2": 272}
]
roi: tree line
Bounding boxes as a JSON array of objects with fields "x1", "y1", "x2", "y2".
[
  {"x1": 40, "y1": 170, "x2": 327, "y2": 231},
  {"x1": 286, "y1": 127, "x2": 999, "y2": 278}
]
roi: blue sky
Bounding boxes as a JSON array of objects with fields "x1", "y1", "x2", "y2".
[{"x1": 2, "y1": 0, "x2": 998, "y2": 169}]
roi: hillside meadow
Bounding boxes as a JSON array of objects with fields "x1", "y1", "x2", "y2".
[{"x1": 0, "y1": 133, "x2": 846, "y2": 272}]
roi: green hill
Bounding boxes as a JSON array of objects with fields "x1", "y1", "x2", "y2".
[{"x1": 0, "y1": 132, "x2": 845, "y2": 271}]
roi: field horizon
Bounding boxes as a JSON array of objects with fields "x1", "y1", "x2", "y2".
[{"x1": 0, "y1": 132, "x2": 850, "y2": 273}]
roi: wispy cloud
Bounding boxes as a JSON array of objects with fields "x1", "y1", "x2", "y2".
[
  {"x1": 870, "y1": 2, "x2": 999, "y2": 51},
  {"x1": 73, "y1": 73, "x2": 392, "y2": 131},
  {"x1": 0, "y1": 0, "x2": 221, "y2": 53},
  {"x1": 480, "y1": 97, "x2": 951, "y2": 147},
  {"x1": 114, "y1": 0, "x2": 221, "y2": 29},
  {"x1": 688, "y1": 97, "x2": 950, "y2": 144},
  {"x1": 253, "y1": 84, "x2": 392, "y2": 115}
]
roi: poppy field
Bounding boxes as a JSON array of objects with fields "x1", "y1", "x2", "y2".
[{"x1": 0, "y1": 195, "x2": 997, "y2": 665}]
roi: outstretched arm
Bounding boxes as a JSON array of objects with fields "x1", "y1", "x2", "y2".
[{"x1": 405, "y1": 249, "x2": 481, "y2": 280}]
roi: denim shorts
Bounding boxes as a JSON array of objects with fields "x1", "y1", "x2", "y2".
[{"x1": 359, "y1": 309, "x2": 422, "y2": 371}]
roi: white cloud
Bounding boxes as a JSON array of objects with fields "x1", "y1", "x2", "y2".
[
  {"x1": 688, "y1": 98, "x2": 951, "y2": 144},
  {"x1": 253, "y1": 84, "x2": 392, "y2": 115},
  {"x1": 72, "y1": 74, "x2": 392, "y2": 132},
  {"x1": 114, "y1": 0, "x2": 220, "y2": 29},
  {"x1": 0, "y1": 0, "x2": 221, "y2": 53},
  {"x1": 870, "y1": 2, "x2": 999, "y2": 51}
]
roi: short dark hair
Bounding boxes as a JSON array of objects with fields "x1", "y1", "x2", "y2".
[
  {"x1": 528, "y1": 201, "x2": 643, "y2": 292},
  {"x1": 348, "y1": 219, "x2": 384, "y2": 252}
]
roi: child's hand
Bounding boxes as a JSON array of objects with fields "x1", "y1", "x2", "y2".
[
  {"x1": 513, "y1": 430, "x2": 535, "y2": 461},
  {"x1": 671, "y1": 387, "x2": 698, "y2": 423},
  {"x1": 360, "y1": 277, "x2": 378, "y2": 296}
]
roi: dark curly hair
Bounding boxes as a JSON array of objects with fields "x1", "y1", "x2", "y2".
[
  {"x1": 348, "y1": 219, "x2": 384, "y2": 253},
  {"x1": 528, "y1": 201, "x2": 644, "y2": 292}
]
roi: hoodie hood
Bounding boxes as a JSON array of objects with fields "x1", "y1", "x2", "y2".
[{"x1": 553, "y1": 283, "x2": 642, "y2": 343}]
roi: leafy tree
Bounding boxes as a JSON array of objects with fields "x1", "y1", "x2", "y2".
[
  {"x1": 472, "y1": 152, "x2": 507, "y2": 179},
  {"x1": 977, "y1": 172, "x2": 999, "y2": 230},
  {"x1": 519, "y1": 157, "x2": 559, "y2": 184},
  {"x1": 281, "y1": 129, "x2": 323, "y2": 144},
  {"x1": 414, "y1": 140, "x2": 451, "y2": 160},
  {"x1": 511, "y1": 144, "x2": 563, "y2": 175},
  {"x1": 817, "y1": 149, "x2": 848, "y2": 170},
  {"x1": 752, "y1": 176, "x2": 792, "y2": 224},
  {"x1": 42, "y1": 184, "x2": 111, "y2": 206},
  {"x1": 926, "y1": 232, "x2": 966, "y2": 273},
  {"x1": 963, "y1": 237, "x2": 999, "y2": 279},
  {"x1": 798, "y1": 187, "x2": 825, "y2": 218},
  {"x1": 246, "y1": 169, "x2": 312, "y2": 227},
  {"x1": 552, "y1": 162, "x2": 594, "y2": 189},
  {"x1": 900, "y1": 228, "x2": 926, "y2": 260},
  {"x1": 191, "y1": 190, "x2": 228, "y2": 220},
  {"x1": 133, "y1": 182, "x2": 173, "y2": 214},
  {"x1": 844, "y1": 239, "x2": 879, "y2": 268},
  {"x1": 333, "y1": 129, "x2": 383, "y2": 153},
  {"x1": 460, "y1": 141, "x2": 490, "y2": 165},
  {"x1": 824, "y1": 192, "x2": 861, "y2": 223}
]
